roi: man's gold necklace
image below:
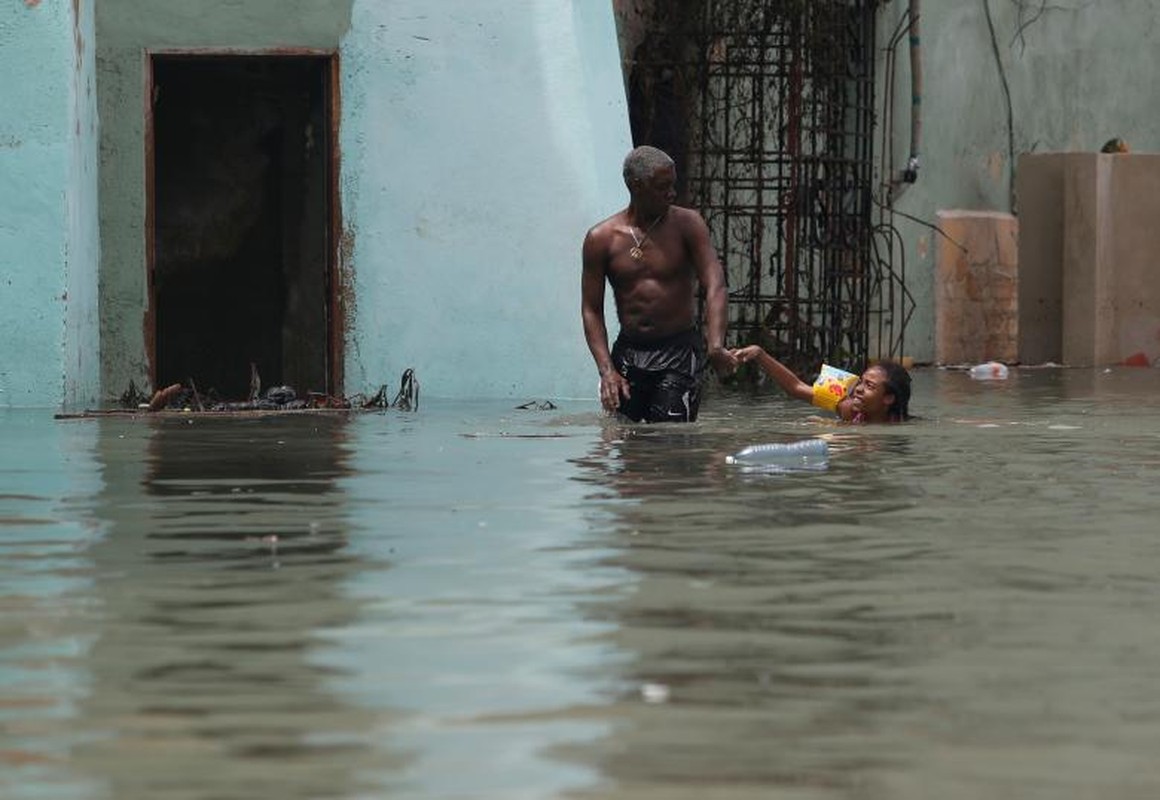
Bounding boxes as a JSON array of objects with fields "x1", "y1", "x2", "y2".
[{"x1": 628, "y1": 212, "x2": 666, "y2": 260}]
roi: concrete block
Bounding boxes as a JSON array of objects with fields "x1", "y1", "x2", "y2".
[{"x1": 934, "y1": 210, "x2": 1019, "y2": 365}]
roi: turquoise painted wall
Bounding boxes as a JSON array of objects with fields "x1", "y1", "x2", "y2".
[
  {"x1": 339, "y1": 0, "x2": 630, "y2": 398},
  {"x1": 94, "y1": 0, "x2": 630, "y2": 402},
  {"x1": 0, "y1": 0, "x2": 98, "y2": 410},
  {"x1": 878, "y1": 0, "x2": 1160, "y2": 363}
]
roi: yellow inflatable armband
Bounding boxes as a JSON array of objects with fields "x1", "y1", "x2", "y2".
[{"x1": 811, "y1": 364, "x2": 858, "y2": 412}]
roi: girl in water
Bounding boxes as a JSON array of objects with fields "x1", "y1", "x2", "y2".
[{"x1": 730, "y1": 346, "x2": 911, "y2": 423}]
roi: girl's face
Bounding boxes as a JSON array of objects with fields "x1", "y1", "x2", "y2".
[{"x1": 850, "y1": 365, "x2": 894, "y2": 422}]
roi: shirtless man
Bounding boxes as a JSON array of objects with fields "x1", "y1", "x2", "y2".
[{"x1": 582, "y1": 146, "x2": 737, "y2": 422}]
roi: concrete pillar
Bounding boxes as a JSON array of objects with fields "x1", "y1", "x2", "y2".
[
  {"x1": 934, "y1": 210, "x2": 1019, "y2": 365},
  {"x1": 0, "y1": 0, "x2": 99, "y2": 409}
]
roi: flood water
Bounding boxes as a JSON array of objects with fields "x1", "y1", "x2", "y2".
[{"x1": 4, "y1": 366, "x2": 1160, "y2": 800}]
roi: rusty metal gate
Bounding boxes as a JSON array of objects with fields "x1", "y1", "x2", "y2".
[{"x1": 627, "y1": 0, "x2": 913, "y2": 374}]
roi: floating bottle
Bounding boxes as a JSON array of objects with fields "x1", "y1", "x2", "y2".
[
  {"x1": 725, "y1": 438, "x2": 829, "y2": 471},
  {"x1": 968, "y1": 361, "x2": 1009, "y2": 380}
]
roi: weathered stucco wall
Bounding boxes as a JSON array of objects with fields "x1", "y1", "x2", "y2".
[
  {"x1": 878, "y1": 0, "x2": 1160, "y2": 363},
  {"x1": 0, "y1": 0, "x2": 99, "y2": 410},
  {"x1": 95, "y1": 0, "x2": 630, "y2": 402},
  {"x1": 339, "y1": 0, "x2": 629, "y2": 397}
]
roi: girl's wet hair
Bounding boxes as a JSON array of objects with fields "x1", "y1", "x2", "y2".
[{"x1": 875, "y1": 360, "x2": 912, "y2": 421}]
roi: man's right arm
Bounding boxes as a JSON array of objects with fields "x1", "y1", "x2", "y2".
[
  {"x1": 581, "y1": 227, "x2": 630, "y2": 412},
  {"x1": 581, "y1": 228, "x2": 613, "y2": 374}
]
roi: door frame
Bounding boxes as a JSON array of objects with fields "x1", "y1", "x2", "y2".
[{"x1": 143, "y1": 48, "x2": 344, "y2": 396}]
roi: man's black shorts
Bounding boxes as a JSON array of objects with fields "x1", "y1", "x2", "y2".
[{"x1": 611, "y1": 329, "x2": 706, "y2": 423}]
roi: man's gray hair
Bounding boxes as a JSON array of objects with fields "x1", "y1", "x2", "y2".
[{"x1": 622, "y1": 146, "x2": 674, "y2": 187}]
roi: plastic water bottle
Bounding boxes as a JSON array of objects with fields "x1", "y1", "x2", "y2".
[
  {"x1": 968, "y1": 361, "x2": 1009, "y2": 380},
  {"x1": 725, "y1": 439, "x2": 829, "y2": 471}
]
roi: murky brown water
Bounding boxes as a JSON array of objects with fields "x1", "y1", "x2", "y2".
[{"x1": 4, "y1": 366, "x2": 1160, "y2": 799}]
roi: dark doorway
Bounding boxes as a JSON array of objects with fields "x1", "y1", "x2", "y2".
[{"x1": 149, "y1": 55, "x2": 336, "y2": 400}]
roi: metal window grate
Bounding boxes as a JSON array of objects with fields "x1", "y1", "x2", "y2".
[{"x1": 628, "y1": 0, "x2": 912, "y2": 374}]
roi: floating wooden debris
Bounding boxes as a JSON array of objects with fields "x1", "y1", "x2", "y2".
[{"x1": 56, "y1": 368, "x2": 420, "y2": 420}]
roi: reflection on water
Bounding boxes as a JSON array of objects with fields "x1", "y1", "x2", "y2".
[
  {"x1": 75, "y1": 415, "x2": 392, "y2": 800},
  {"x1": 3, "y1": 367, "x2": 1160, "y2": 799},
  {"x1": 0, "y1": 413, "x2": 103, "y2": 800}
]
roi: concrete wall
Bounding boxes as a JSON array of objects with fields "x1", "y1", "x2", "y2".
[
  {"x1": 878, "y1": 1, "x2": 1160, "y2": 364},
  {"x1": 0, "y1": 0, "x2": 99, "y2": 410},
  {"x1": 95, "y1": 0, "x2": 630, "y2": 403}
]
